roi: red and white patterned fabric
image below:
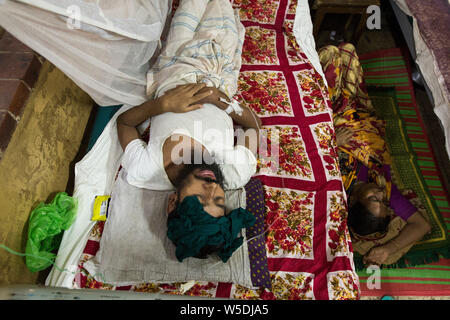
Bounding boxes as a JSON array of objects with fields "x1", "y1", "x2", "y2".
[{"x1": 74, "y1": 0, "x2": 360, "y2": 300}]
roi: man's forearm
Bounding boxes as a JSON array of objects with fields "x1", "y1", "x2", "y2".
[
  {"x1": 117, "y1": 99, "x2": 164, "y2": 127},
  {"x1": 116, "y1": 98, "x2": 165, "y2": 151}
]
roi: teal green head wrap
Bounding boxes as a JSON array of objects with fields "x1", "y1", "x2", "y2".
[{"x1": 167, "y1": 195, "x2": 256, "y2": 263}]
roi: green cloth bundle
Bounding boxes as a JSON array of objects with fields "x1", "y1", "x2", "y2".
[
  {"x1": 25, "y1": 192, "x2": 77, "y2": 272},
  {"x1": 167, "y1": 196, "x2": 255, "y2": 263}
]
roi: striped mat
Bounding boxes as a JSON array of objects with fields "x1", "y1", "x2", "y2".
[{"x1": 355, "y1": 48, "x2": 450, "y2": 296}]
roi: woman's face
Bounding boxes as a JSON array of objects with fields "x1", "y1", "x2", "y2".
[{"x1": 352, "y1": 182, "x2": 389, "y2": 218}]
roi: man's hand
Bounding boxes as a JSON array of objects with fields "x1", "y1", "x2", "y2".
[
  {"x1": 363, "y1": 245, "x2": 391, "y2": 266},
  {"x1": 190, "y1": 84, "x2": 263, "y2": 130},
  {"x1": 158, "y1": 83, "x2": 214, "y2": 113},
  {"x1": 193, "y1": 85, "x2": 230, "y2": 110},
  {"x1": 336, "y1": 127, "x2": 354, "y2": 147},
  {"x1": 117, "y1": 83, "x2": 213, "y2": 150}
]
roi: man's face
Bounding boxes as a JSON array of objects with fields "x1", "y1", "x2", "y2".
[
  {"x1": 168, "y1": 163, "x2": 226, "y2": 218},
  {"x1": 352, "y1": 182, "x2": 389, "y2": 218},
  {"x1": 177, "y1": 168, "x2": 226, "y2": 217}
]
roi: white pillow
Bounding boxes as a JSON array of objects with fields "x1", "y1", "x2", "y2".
[{"x1": 83, "y1": 170, "x2": 255, "y2": 288}]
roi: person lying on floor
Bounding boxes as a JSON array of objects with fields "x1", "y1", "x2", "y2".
[
  {"x1": 319, "y1": 43, "x2": 431, "y2": 266},
  {"x1": 116, "y1": 0, "x2": 261, "y2": 263},
  {"x1": 117, "y1": 83, "x2": 260, "y2": 262}
]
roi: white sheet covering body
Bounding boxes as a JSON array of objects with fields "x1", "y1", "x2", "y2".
[
  {"x1": 147, "y1": 0, "x2": 244, "y2": 99},
  {"x1": 0, "y1": 0, "x2": 171, "y2": 107},
  {"x1": 45, "y1": 0, "x2": 327, "y2": 288}
]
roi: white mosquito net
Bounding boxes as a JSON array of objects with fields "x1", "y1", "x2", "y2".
[{"x1": 0, "y1": 0, "x2": 172, "y2": 106}]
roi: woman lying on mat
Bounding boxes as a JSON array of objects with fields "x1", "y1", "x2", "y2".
[
  {"x1": 319, "y1": 43, "x2": 431, "y2": 266},
  {"x1": 116, "y1": 0, "x2": 261, "y2": 263}
]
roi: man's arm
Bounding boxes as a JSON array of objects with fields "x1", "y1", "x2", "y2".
[
  {"x1": 363, "y1": 211, "x2": 431, "y2": 265},
  {"x1": 117, "y1": 99, "x2": 163, "y2": 151},
  {"x1": 117, "y1": 83, "x2": 213, "y2": 150}
]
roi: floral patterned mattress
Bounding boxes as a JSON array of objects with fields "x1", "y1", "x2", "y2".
[{"x1": 73, "y1": 0, "x2": 360, "y2": 300}]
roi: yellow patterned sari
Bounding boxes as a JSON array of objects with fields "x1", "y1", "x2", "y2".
[{"x1": 318, "y1": 43, "x2": 391, "y2": 194}]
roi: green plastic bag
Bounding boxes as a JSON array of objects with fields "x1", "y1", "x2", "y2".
[{"x1": 25, "y1": 192, "x2": 77, "y2": 272}]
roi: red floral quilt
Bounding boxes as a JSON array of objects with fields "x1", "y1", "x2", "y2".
[{"x1": 74, "y1": 0, "x2": 360, "y2": 300}]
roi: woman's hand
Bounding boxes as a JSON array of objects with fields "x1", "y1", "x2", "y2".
[
  {"x1": 158, "y1": 83, "x2": 214, "y2": 113},
  {"x1": 336, "y1": 127, "x2": 354, "y2": 147},
  {"x1": 363, "y1": 245, "x2": 391, "y2": 266}
]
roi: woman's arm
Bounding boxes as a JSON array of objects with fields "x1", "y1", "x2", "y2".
[
  {"x1": 117, "y1": 83, "x2": 213, "y2": 150},
  {"x1": 363, "y1": 211, "x2": 431, "y2": 265},
  {"x1": 384, "y1": 211, "x2": 431, "y2": 254}
]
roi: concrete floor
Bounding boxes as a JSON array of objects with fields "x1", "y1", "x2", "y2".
[{"x1": 0, "y1": 61, "x2": 93, "y2": 285}]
